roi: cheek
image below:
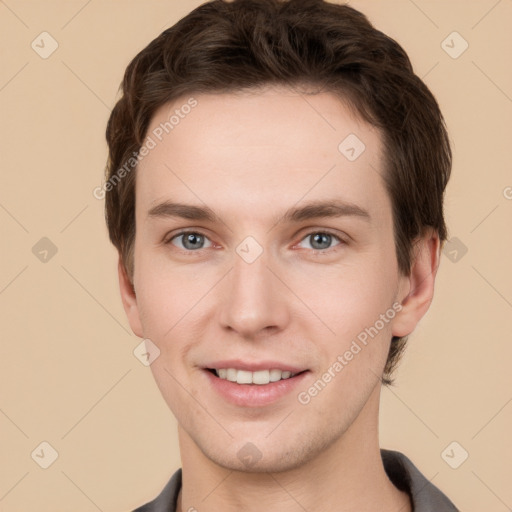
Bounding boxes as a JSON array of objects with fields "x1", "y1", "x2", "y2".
[
  {"x1": 290, "y1": 257, "x2": 397, "y2": 344},
  {"x1": 134, "y1": 248, "x2": 206, "y2": 333},
  {"x1": 294, "y1": 262, "x2": 397, "y2": 412},
  {"x1": 134, "y1": 256, "x2": 221, "y2": 380}
]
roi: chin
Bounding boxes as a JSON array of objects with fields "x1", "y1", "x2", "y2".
[
  {"x1": 211, "y1": 450, "x2": 308, "y2": 473},
  {"x1": 197, "y1": 429, "x2": 337, "y2": 474}
]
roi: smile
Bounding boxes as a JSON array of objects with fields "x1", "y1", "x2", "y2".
[
  {"x1": 203, "y1": 366, "x2": 310, "y2": 407},
  {"x1": 209, "y1": 368, "x2": 302, "y2": 385}
]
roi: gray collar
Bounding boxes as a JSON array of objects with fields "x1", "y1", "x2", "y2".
[{"x1": 133, "y1": 449, "x2": 458, "y2": 511}]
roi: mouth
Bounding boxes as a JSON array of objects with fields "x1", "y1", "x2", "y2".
[
  {"x1": 202, "y1": 363, "x2": 310, "y2": 407},
  {"x1": 200, "y1": 359, "x2": 310, "y2": 407},
  {"x1": 206, "y1": 367, "x2": 307, "y2": 385}
]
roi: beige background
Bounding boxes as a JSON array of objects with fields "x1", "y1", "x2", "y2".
[{"x1": 0, "y1": 0, "x2": 511, "y2": 510}]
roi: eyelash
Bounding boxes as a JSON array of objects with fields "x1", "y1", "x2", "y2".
[{"x1": 164, "y1": 229, "x2": 346, "y2": 253}]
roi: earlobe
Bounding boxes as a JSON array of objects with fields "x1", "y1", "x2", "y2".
[
  {"x1": 117, "y1": 256, "x2": 144, "y2": 338},
  {"x1": 392, "y1": 229, "x2": 441, "y2": 338}
]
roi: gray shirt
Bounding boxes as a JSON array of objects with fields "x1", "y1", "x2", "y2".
[{"x1": 133, "y1": 449, "x2": 458, "y2": 511}]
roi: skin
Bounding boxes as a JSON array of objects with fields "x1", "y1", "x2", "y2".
[{"x1": 118, "y1": 85, "x2": 440, "y2": 512}]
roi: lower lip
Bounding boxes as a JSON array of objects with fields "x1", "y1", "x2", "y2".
[{"x1": 204, "y1": 369, "x2": 309, "y2": 407}]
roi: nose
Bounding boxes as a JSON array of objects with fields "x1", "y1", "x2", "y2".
[{"x1": 218, "y1": 249, "x2": 291, "y2": 339}]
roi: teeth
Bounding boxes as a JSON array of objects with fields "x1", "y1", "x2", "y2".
[
  {"x1": 214, "y1": 368, "x2": 298, "y2": 385},
  {"x1": 226, "y1": 368, "x2": 237, "y2": 382},
  {"x1": 236, "y1": 370, "x2": 252, "y2": 384},
  {"x1": 253, "y1": 370, "x2": 270, "y2": 385},
  {"x1": 269, "y1": 369, "x2": 282, "y2": 382}
]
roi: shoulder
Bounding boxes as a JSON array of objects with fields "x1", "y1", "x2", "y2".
[
  {"x1": 131, "y1": 468, "x2": 182, "y2": 512},
  {"x1": 381, "y1": 449, "x2": 459, "y2": 511}
]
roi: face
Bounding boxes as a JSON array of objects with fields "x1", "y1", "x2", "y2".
[{"x1": 121, "y1": 86, "x2": 417, "y2": 472}]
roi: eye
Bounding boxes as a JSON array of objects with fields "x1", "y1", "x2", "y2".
[
  {"x1": 167, "y1": 231, "x2": 213, "y2": 251},
  {"x1": 297, "y1": 231, "x2": 343, "y2": 251}
]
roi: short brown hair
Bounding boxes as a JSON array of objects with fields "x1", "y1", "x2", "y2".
[{"x1": 104, "y1": 0, "x2": 452, "y2": 385}]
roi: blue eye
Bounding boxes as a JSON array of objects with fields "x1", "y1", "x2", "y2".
[
  {"x1": 165, "y1": 230, "x2": 344, "y2": 253},
  {"x1": 298, "y1": 232, "x2": 342, "y2": 251},
  {"x1": 169, "y1": 231, "x2": 212, "y2": 251}
]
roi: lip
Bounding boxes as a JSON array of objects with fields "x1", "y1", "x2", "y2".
[
  {"x1": 204, "y1": 359, "x2": 306, "y2": 373},
  {"x1": 203, "y1": 368, "x2": 310, "y2": 407}
]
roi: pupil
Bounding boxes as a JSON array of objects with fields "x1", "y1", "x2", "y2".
[
  {"x1": 312, "y1": 233, "x2": 330, "y2": 250},
  {"x1": 185, "y1": 233, "x2": 203, "y2": 249}
]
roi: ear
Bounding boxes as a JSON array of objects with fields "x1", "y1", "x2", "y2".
[
  {"x1": 118, "y1": 255, "x2": 144, "y2": 338},
  {"x1": 392, "y1": 229, "x2": 441, "y2": 338}
]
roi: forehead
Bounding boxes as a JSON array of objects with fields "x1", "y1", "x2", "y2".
[{"x1": 136, "y1": 86, "x2": 388, "y2": 222}]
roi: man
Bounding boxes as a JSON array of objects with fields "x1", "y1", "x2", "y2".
[{"x1": 103, "y1": 0, "x2": 458, "y2": 510}]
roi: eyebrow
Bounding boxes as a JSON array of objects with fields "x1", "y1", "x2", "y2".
[{"x1": 146, "y1": 199, "x2": 371, "y2": 224}]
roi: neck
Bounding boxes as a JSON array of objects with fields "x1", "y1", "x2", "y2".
[{"x1": 176, "y1": 385, "x2": 411, "y2": 512}]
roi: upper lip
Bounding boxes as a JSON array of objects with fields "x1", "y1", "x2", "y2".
[{"x1": 204, "y1": 360, "x2": 307, "y2": 373}]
